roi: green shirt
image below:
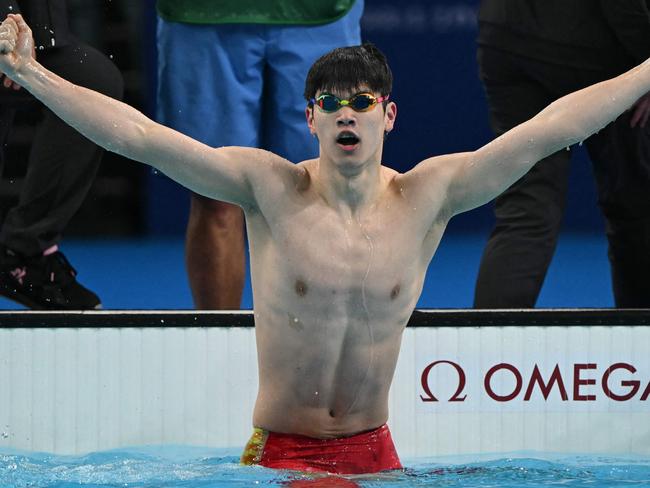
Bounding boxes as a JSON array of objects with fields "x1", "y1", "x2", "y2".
[{"x1": 156, "y1": 0, "x2": 357, "y2": 25}]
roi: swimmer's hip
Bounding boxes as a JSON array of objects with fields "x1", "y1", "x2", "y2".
[{"x1": 240, "y1": 423, "x2": 402, "y2": 475}]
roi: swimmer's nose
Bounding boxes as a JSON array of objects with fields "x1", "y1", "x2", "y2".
[{"x1": 336, "y1": 110, "x2": 356, "y2": 127}]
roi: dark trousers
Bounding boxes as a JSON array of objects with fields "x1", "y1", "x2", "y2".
[
  {"x1": 0, "y1": 39, "x2": 123, "y2": 256},
  {"x1": 474, "y1": 46, "x2": 650, "y2": 308}
]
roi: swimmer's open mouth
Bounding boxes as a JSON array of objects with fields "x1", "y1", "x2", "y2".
[{"x1": 336, "y1": 131, "x2": 360, "y2": 147}]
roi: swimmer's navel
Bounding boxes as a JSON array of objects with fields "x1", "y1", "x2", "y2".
[
  {"x1": 390, "y1": 284, "x2": 401, "y2": 300},
  {"x1": 295, "y1": 279, "x2": 308, "y2": 297}
]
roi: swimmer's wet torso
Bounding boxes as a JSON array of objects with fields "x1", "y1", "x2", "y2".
[{"x1": 245, "y1": 156, "x2": 449, "y2": 439}]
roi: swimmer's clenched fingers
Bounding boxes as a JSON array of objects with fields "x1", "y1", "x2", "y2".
[
  {"x1": 0, "y1": 16, "x2": 18, "y2": 37},
  {"x1": 0, "y1": 24, "x2": 13, "y2": 38},
  {"x1": 0, "y1": 15, "x2": 34, "y2": 77},
  {"x1": 0, "y1": 38, "x2": 16, "y2": 55},
  {"x1": 0, "y1": 16, "x2": 17, "y2": 55},
  {"x1": 11, "y1": 14, "x2": 32, "y2": 40},
  {"x1": 1, "y1": 15, "x2": 31, "y2": 41},
  {"x1": 0, "y1": 16, "x2": 18, "y2": 32}
]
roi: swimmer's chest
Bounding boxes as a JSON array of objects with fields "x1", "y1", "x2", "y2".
[{"x1": 264, "y1": 203, "x2": 427, "y2": 306}]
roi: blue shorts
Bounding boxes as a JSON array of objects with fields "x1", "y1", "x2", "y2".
[{"x1": 156, "y1": 1, "x2": 363, "y2": 164}]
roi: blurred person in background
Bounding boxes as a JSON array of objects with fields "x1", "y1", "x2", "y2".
[
  {"x1": 474, "y1": 0, "x2": 650, "y2": 308},
  {"x1": 156, "y1": 0, "x2": 363, "y2": 309},
  {"x1": 0, "y1": 0, "x2": 123, "y2": 309}
]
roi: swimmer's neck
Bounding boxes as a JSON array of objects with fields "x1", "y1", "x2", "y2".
[{"x1": 313, "y1": 155, "x2": 385, "y2": 217}]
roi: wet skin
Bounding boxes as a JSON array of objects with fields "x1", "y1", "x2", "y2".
[
  {"x1": 246, "y1": 93, "x2": 449, "y2": 437},
  {"x1": 247, "y1": 159, "x2": 445, "y2": 438}
]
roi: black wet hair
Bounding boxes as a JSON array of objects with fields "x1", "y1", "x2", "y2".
[{"x1": 304, "y1": 42, "x2": 393, "y2": 105}]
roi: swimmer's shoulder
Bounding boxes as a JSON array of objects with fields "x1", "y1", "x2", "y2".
[
  {"x1": 293, "y1": 159, "x2": 319, "y2": 193},
  {"x1": 382, "y1": 163, "x2": 408, "y2": 190},
  {"x1": 381, "y1": 165, "x2": 400, "y2": 178},
  {"x1": 397, "y1": 152, "x2": 467, "y2": 183}
]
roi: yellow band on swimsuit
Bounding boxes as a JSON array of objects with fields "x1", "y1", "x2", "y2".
[{"x1": 240, "y1": 427, "x2": 269, "y2": 465}]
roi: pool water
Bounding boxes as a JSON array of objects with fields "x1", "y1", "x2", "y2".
[{"x1": 1, "y1": 446, "x2": 649, "y2": 487}]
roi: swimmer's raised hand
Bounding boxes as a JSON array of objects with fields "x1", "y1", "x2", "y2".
[{"x1": 0, "y1": 14, "x2": 35, "y2": 91}]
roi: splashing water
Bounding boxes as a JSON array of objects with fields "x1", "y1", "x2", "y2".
[{"x1": 1, "y1": 447, "x2": 649, "y2": 488}]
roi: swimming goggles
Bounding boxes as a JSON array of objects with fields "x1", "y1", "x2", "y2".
[{"x1": 310, "y1": 92, "x2": 390, "y2": 113}]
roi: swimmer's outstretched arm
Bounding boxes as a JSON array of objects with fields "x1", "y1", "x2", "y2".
[
  {"x1": 0, "y1": 14, "x2": 283, "y2": 208},
  {"x1": 407, "y1": 55, "x2": 650, "y2": 219}
]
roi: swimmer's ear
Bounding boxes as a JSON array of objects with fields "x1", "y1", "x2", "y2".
[
  {"x1": 384, "y1": 101, "x2": 397, "y2": 134},
  {"x1": 305, "y1": 105, "x2": 316, "y2": 135}
]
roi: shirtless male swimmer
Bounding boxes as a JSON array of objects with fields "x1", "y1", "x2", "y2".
[{"x1": 2, "y1": 13, "x2": 650, "y2": 476}]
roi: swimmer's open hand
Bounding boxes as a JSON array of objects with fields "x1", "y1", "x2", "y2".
[{"x1": 0, "y1": 14, "x2": 35, "y2": 90}]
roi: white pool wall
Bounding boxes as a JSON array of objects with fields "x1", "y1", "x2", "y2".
[{"x1": 0, "y1": 323, "x2": 648, "y2": 457}]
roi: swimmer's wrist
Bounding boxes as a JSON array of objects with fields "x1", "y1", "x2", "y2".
[{"x1": 12, "y1": 58, "x2": 53, "y2": 93}]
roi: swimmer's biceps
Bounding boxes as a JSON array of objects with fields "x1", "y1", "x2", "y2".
[
  {"x1": 143, "y1": 132, "x2": 257, "y2": 206},
  {"x1": 445, "y1": 123, "x2": 548, "y2": 214},
  {"x1": 202, "y1": 146, "x2": 294, "y2": 208},
  {"x1": 401, "y1": 154, "x2": 465, "y2": 222},
  {"x1": 195, "y1": 146, "x2": 282, "y2": 207}
]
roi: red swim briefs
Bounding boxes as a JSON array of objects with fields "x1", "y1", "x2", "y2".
[{"x1": 240, "y1": 423, "x2": 403, "y2": 475}]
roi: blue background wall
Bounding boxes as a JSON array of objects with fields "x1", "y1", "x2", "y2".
[{"x1": 144, "y1": 0, "x2": 604, "y2": 237}]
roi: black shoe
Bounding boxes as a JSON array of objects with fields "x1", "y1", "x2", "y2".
[{"x1": 0, "y1": 246, "x2": 101, "y2": 310}]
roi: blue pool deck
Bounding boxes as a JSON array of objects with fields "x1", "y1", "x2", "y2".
[{"x1": 0, "y1": 231, "x2": 613, "y2": 310}]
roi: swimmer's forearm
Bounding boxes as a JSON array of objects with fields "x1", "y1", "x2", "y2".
[
  {"x1": 534, "y1": 58, "x2": 650, "y2": 150},
  {"x1": 449, "y1": 59, "x2": 650, "y2": 215},
  {"x1": 13, "y1": 59, "x2": 156, "y2": 164},
  {"x1": 11, "y1": 59, "x2": 260, "y2": 204}
]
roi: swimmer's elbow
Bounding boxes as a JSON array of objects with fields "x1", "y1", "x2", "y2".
[
  {"x1": 537, "y1": 99, "x2": 605, "y2": 150},
  {"x1": 113, "y1": 119, "x2": 156, "y2": 162},
  {"x1": 131, "y1": 118, "x2": 153, "y2": 145}
]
